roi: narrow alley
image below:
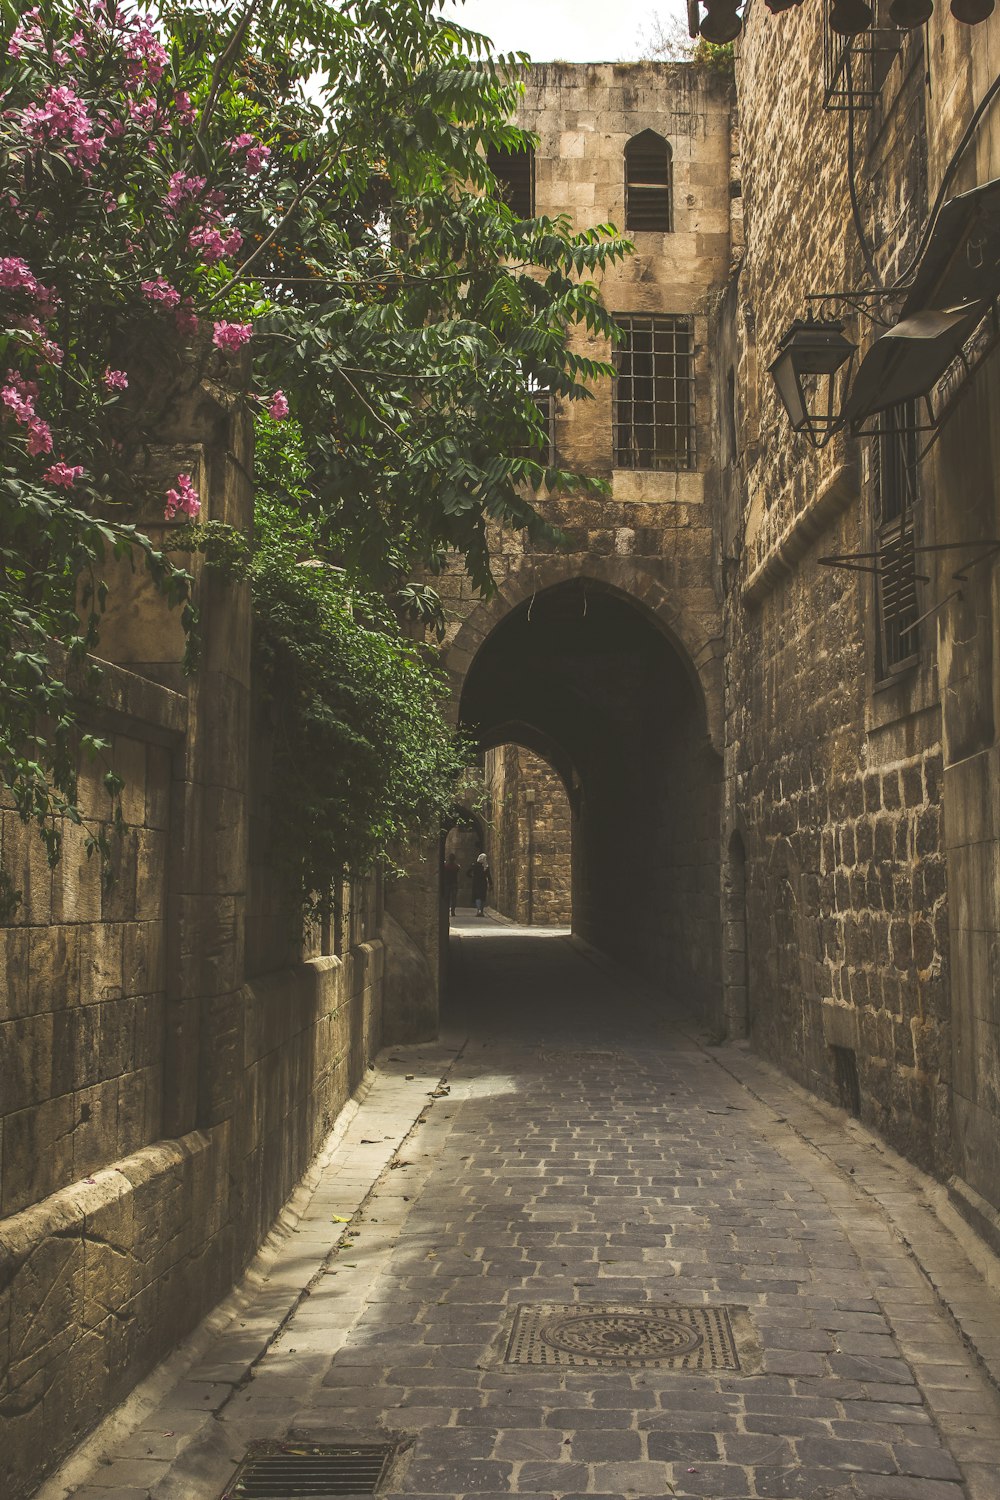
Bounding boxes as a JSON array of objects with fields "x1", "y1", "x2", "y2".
[{"x1": 48, "y1": 918, "x2": 1000, "y2": 1500}]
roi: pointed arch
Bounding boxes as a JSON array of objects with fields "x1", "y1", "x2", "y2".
[
  {"x1": 625, "y1": 129, "x2": 673, "y2": 233},
  {"x1": 443, "y1": 557, "x2": 723, "y2": 754}
]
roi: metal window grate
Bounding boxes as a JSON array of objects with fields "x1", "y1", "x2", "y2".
[
  {"x1": 224, "y1": 1442, "x2": 396, "y2": 1499},
  {"x1": 487, "y1": 145, "x2": 535, "y2": 219},
  {"x1": 822, "y1": 1, "x2": 903, "y2": 111},
  {"x1": 613, "y1": 314, "x2": 695, "y2": 471},
  {"x1": 625, "y1": 131, "x2": 672, "y2": 233}
]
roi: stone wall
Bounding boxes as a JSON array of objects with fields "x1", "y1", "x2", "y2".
[
  {"x1": 726, "y1": 5, "x2": 1000, "y2": 1206},
  {"x1": 1, "y1": 691, "x2": 175, "y2": 1220},
  {"x1": 485, "y1": 745, "x2": 572, "y2": 925},
  {"x1": 0, "y1": 376, "x2": 386, "y2": 1500}
]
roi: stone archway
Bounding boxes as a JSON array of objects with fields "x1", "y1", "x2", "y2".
[
  {"x1": 452, "y1": 569, "x2": 724, "y2": 1013},
  {"x1": 442, "y1": 556, "x2": 724, "y2": 755}
]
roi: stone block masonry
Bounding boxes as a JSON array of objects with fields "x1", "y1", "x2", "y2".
[
  {"x1": 485, "y1": 745, "x2": 572, "y2": 926},
  {"x1": 0, "y1": 375, "x2": 388, "y2": 1500},
  {"x1": 723, "y1": 4, "x2": 1000, "y2": 1214}
]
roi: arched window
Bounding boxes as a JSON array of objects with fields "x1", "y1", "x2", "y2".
[
  {"x1": 487, "y1": 144, "x2": 535, "y2": 219},
  {"x1": 624, "y1": 131, "x2": 672, "y2": 233}
]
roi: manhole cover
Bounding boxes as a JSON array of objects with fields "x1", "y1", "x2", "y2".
[
  {"x1": 224, "y1": 1441, "x2": 396, "y2": 1498},
  {"x1": 504, "y1": 1303, "x2": 753, "y2": 1369}
]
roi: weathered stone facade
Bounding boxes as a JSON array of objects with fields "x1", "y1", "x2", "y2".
[
  {"x1": 385, "y1": 61, "x2": 736, "y2": 1016},
  {"x1": 726, "y1": 10, "x2": 1000, "y2": 1228},
  {"x1": 399, "y1": 42, "x2": 1000, "y2": 1249},
  {"x1": 484, "y1": 744, "x2": 572, "y2": 925},
  {"x1": 0, "y1": 381, "x2": 387, "y2": 1500}
]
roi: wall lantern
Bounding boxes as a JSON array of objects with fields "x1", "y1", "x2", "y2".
[{"x1": 767, "y1": 318, "x2": 856, "y2": 446}]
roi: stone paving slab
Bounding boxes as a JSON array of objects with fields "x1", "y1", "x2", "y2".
[{"x1": 41, "y1": 920, "x2": 1000, "y2": 1500}]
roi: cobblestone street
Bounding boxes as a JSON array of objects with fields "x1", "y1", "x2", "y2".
[{"x1": 50, "y1": 919, "x2": 1000, "y2": 1500}]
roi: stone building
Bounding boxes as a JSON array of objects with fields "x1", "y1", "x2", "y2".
[
  {"x1": 392, "y1": 60, "x2": 737, "y2": 1023},
  {"x1": 724, "y1": 5, "x2": 1000, "y2": 1244},
  {"x1": 397, "y1": 36, "x2": 1000, "y2": 1254}
]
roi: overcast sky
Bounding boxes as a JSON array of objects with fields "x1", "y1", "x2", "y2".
[{"x1": 441, "y1": 0, "x2": 689, "y2": 62}]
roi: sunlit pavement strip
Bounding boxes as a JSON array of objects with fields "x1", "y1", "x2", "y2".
[{"x1": 47, "y1": 916, "x2": 1000, "y2": 1500}]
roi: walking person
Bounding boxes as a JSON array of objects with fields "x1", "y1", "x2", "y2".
[
  {"x1": 442, "y1": 852, "x2": 460, "y2": 917},
  {"x1": 468, "y1": 851, "x2": 492, "y2": 916}
]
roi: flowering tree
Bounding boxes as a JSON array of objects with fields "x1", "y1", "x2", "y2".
[{"x1": 0, "y1": 0, "x2": 627, "y2": 908}]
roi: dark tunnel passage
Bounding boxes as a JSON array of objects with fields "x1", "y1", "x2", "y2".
[{"x1": 459, "y1": 578, "x2": 723, "y2": 1010}]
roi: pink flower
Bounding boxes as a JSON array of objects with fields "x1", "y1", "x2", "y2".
[
  {"x1": 163, "y1": 170, "x2": 207, "y2": 213},
  {"x1": 174, "y1": 297, "x2": 199, "y2": 336},
  {"x1": 44, "y1": 461, "x2": 85, "y2": 488},
  {"x1": 103, "y1": 368, "x2": 128, "y2": 391},
  {"x1": 173, "y1": 91, "x2": 196, "y2": 125},
  {"x1": 164, "y1": 473, "x2": 200, "y2": 519},
  {"x1": 128, "y1": 97, "x2": 170, "y2": 135},
  {"x1": 8, "y1": 9, "x2": 43, "y2": 57},
  {"x1": 1, "y1": 371, "x2": 37, "y2": 423},
  {"x1": 18, "y1": 316, "x2": 63, "y2": 365},
  {"x1": 18, "y1": 83, "x2": 104, "y2": 169},
  {"x1": 26, "y1": 418, "x2": 53, "y2": 455},
  {"x1": 212, "y1": 321, "x2": 252, "y2": 353},
  {"x1": 189, "y1": 223, "x2": 243, "y2": 264},
  {"x1": 124, "y1": 21, "x2": 167, "y2": 86},
  {"x1": 229, "y1": 134, "x2": 271, "y2": 174},
  {"x1": 141, "y1": 277, "x2": 181, "y2": 308},
  {"x1": 0, "y1": 257, "x2": 39, "y2": 295},
  {"x1": 267, "y1": 390, "x2": 289, "y2": 420}
]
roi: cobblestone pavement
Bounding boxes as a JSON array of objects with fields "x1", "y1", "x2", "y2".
[{"x1": 50, "y1": 918, "x2": 1000, "y2": 1500}]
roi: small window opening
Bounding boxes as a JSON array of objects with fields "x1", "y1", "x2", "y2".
[
  {"x1": 515, "y1": 384, "x2": 556, "y2": 469},
  {"x1": 613, "y1": 314, "x2": 695, "y2": 471},
  {"x1": 487, "y1": 144, "x2": 535, "y2": 219},
  {"x1": 873, "y1": 400, "x2": 920, "y2": 675},
  {"x1": 831, "y1": 1045, "x2": 861, "y2": 1119},
  {"x1": 625, "y1": 131, "x2": 672, "y2": 233}
]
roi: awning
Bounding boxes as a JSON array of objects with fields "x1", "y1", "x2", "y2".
[
  {"x1": 901, "y1": 176, "x2": 1000, "y2": 316},
  {"x1": 841, "y1": 303, "x2": 984, "y2": 429}
]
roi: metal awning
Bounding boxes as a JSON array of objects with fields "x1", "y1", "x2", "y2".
[
  {"x1": 901, "y1": 176, "x2": 1000, "y2": 316},
  {"x1": 840, "y1": 303, "x2": 984, "y2": 429}
]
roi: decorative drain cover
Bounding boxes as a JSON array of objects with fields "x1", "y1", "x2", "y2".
[
  {"x1": 504, "y1": 1303, "x2": 755, "y2": 1370},
  {"x1": 224, "y1": 1441, "x2": 395, "y2": 1498}
]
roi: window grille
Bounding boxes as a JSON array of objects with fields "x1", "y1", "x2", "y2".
[
  {"x1": 822, "y1": 0, "x2": 903, "y2": 111},
  {"x1": 625, "y1": 132, "x2": 673, "y2": 233},
  {"x1": 613, "y1": 315, "x2": 695, "y2": 471},
  {"x1": 487, "y1": 145, "x2": 535, "y2": 218},
  {"x1": 873, "y1": 401, "x2": 920, "y2": 672}
]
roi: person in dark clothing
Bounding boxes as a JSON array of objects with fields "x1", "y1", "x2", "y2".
[
  {"x1": 442, "y1": 853, "x2": 460, "y2": 917},
  {"x1": 468, "y1": 852, "x2": 492, "y2": 915}
]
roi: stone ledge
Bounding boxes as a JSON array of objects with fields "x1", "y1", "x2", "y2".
[
  {"x1": 0, "y1": 1129, "x2": 212, "y2": 1286},
  {"x1": 57, "y1": 649, "x2": 188, "y2": 745},
  {"x1": 742, "y1": 460, "x2": 859, "y2": 610}
]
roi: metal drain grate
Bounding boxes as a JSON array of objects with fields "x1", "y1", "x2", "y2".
[
  {"x1": 504, "y1": 1303, "x2": 753, "y2": 1370},
  {"x1": 224, "y1": 1442, "x2": 396, "y2": 1499}
]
